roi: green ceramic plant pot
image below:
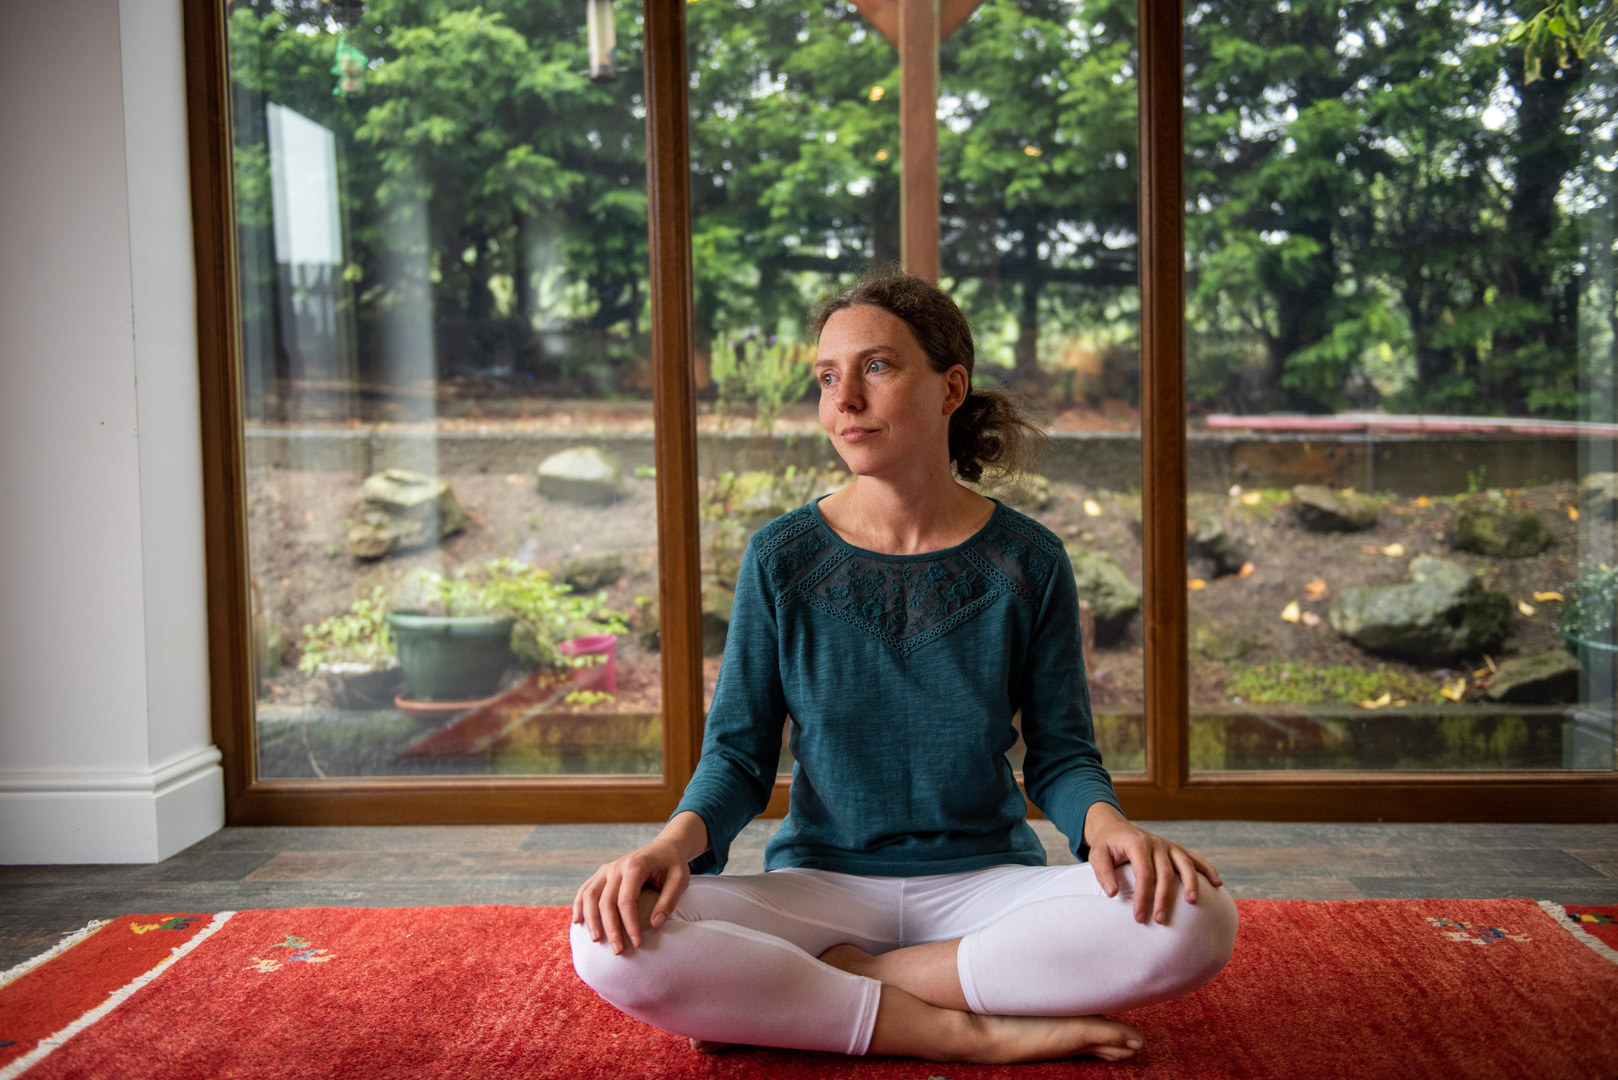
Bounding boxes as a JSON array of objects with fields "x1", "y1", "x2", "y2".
[
  {"x1": 386, "y1": 611, "x2": 515, "y2": 702},
  {"x1": 1560, "y1": 628, "x2": 1617, "y2": 697}
]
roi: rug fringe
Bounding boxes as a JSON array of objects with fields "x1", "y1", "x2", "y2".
[
  {"x1": 0, "y1": 919, "x2": 113, "y2": 991},
  {"x1": 0, "y1": 911, "x2": 234, "y2": 1080},
  {"x1": 1537, "y1": 899, "x2": 1618, "y2": 966}
]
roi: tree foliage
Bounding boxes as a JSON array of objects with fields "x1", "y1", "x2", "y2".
[{"x1": 228, "y1": 0, "x2": 1614, "y2": 419}]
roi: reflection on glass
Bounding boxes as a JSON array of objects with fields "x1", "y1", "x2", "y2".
[
  {"x1": 686, "y1": 1, "x2": 1143, "y2": 775},
  {"x1": 1184, "y1": 2, "x2": 1616, "y2": 771},
  {"x1": 232, "y1": 1, "x2": 661, "y2": 778}
]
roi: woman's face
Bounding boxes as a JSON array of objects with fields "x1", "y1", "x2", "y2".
[{"x1": 815, "y1": 304, "x2": 968, "y2": 480}]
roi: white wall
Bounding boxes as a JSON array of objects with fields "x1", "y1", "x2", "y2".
[{"x1": 0, "y1": 0, "x2": 222, "y2": 863}]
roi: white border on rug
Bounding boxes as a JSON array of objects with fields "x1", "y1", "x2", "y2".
[
  {"x1": 0, "y1": 920, "x2": 112, "y2": 990},
  {"x1": 0, "y1": 911, "x2": 235, "y2": 1080},
  {"x1": 1538, "y1": 899, "x2": 1618, "y2": 966}
]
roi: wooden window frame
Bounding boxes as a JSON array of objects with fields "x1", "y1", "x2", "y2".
[{"x1": 184, "y1": 0, "x2": 1617, "y2": 827}]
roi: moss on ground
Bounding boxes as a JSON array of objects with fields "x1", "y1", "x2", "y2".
[{"x1": 1225, "y1": 661, "x2": 1447, "y2": 705}]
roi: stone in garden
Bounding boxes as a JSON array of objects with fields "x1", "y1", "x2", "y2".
[
  {"x1": 561, "y1": 552, "x2": 624, "y2": 593},
  {"x1": 1327, "y1": 555, "x2": 1511, "y2": 663},
  {"x1": 634, "y1": 597, "x2": 660, "y2": 653},
  {"x1": 1065, "y1": 545, "x2": 1143, "y2": 645},
  {"x1": 970, "y1": 472, "x2": 1052, "y2": 511},
  {"x1": 1188, "y1": 516, "x2": 1248, "y2": 578},
  {"x1": 1193, "y1": 621, "x2": 1264, "y2": 662},
  {"x1": 536, "y1": 447, "x2": 627, "y2": 506},
  {"x1": 346, "y1": 468, "x2": 468, "y2": 559},
  {"x1": 1580, "y1": 472, "x2": 1618, "y2": 523},
  {"x1": 701, "y1": 580, "x2": 735, "y2": 656},
  {"x1": 1448, "y1": 503, "x2": 1552, "y2": 558},
  {"x1": 1290, "y1": 485, "x2": 1381, "y2": 532},
  {"x1": 726, "y1": 468, "x2": 846, "y2": 530},
  {"x1": 1485, "y1": 648, "x2": 1581, "y2": 705}
]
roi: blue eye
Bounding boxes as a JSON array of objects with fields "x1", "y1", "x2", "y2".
[{"x1": 867, "y1": 358, "x2": 890, "y2": 373}]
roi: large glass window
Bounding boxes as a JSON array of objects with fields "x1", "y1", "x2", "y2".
[
  {"x1": 683, "y1": 0, "x2": 1144, "y2": 778},
  {"x1": 231, "y1": 1, "x2": 664, "y2": 778},
  {"x1": 1184, "y1": 1, "x2": 1616, "y2": 772}
]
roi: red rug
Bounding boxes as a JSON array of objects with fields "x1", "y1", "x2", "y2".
[{"x1": 2, "y1": 900, "x2": 1614, "y2": 1079}]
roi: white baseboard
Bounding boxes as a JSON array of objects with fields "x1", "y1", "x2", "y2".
[{"x1": 0, "y1": 746, "x2": 223, "y2": 864}]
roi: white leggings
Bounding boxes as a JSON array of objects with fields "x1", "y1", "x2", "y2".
[{"x1": 570, "y1": 861, "x2": 1238, "y2": 1056}]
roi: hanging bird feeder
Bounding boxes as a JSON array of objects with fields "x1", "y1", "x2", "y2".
[
  {"x1": 332, "y1": 34, "x2": 368, "y2": 97},
  {"x1": 586, "y1": 0, "x2": 617, "y2": 82}
]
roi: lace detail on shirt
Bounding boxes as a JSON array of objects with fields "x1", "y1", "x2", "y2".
[{"x1": 756, "y1": 505, "x2": 1067, "y2": 656}]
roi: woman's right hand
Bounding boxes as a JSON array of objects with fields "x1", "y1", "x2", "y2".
[{"x1": 572, "y1": 812, "x2": 709, "y2": 954}]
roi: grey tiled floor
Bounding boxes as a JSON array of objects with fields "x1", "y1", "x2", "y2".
[{"x1": 2, "y1": 820, "x2": 1614, "y2": 970}]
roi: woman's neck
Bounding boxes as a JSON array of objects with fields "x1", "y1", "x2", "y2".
[{"x1": 819, "y1": 475, "x2": 995, "y2": 556}]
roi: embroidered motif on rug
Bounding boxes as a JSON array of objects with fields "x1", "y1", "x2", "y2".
[
  {"x1": 245, "y1": 933, "x2": 336, "y2": 973},
  {"x1": 129, "y1": 916, "x2": 199, "y2": 935},
  {"x1": 1428, "y1": 916, "x2": 1530, "y2": 945}
]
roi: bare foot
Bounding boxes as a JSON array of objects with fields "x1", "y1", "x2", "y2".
[
  {"x1": 688, "y1": 1038, "x2": 732, "y2": 1053},
  {"x1": 961, "y1": 1012, "x2": 1144, "y2": 1065}
]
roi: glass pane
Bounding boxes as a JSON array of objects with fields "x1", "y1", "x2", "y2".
[
  {"x1": 1184, "y1": 1, "x2": 1616, "y2": 772},
  {"x1": 686, "y1": 0, "x2": 1143, "y2": 778},
  {"x1": 941, "y1": 0, "x2": 1145, "y2": 774},
  {"x1": 231, "y1": 1, "x2": 663, "y2": 778}
]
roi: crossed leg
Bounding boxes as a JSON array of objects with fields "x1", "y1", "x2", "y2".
[{"x1": 570, "y1": 863, "x2": 1236, "y2": 1064}]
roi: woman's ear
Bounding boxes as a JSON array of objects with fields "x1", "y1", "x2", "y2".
[{"x1": 941, "y1": 364, "x2": 970, "y2": 415}]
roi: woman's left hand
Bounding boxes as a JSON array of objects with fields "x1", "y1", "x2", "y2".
[{"x1": 1083, "y1": 803, "x2": 1223, "y2": 925}]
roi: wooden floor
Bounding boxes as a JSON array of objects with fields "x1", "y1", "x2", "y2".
[{"x1": 3, "y1": 819, "x2": 1615, "y2": 971}]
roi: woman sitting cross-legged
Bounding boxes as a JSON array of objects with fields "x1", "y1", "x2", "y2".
[{"x1": 570, "y1": 272, "x2": 1238, "y2": 1065}]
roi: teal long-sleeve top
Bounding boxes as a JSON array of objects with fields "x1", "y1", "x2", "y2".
[{"x1": 673, "y1": 495, "x2": 1122, "y2": 877}]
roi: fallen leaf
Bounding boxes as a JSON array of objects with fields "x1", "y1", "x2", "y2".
[
  {"x1": 1305, "y1": 579, "x2": 1328, "y2": 598},
  {"x1": 1187, "y1": 578, "x2": 1207, "y2": 590},
  {"x1": 1415, "y1": 495, "x2": 1432, "y2": 508},
  {"x1": 1440, "y1": 678, "x2": 1467, "y2": 702},
  {"x1": 1356, "y1": 691, "x2": 1392, "y2": 709},
  {"x1": 1393, "y1": 699, "x2": 1409, "y2": 707},
  {"x1": 1361, "y1": 544, "x2": 1380, "y2": 554},
  {"x1": 1238, "y1": 561, "x2": 1256, "y2": 577},
  {"x1": 1083, "y1": 498, "x2": 1103, "y2": 517},
  {"x1": 1533, "y1": 591, "x2": 1564, "y2": 602},
  {"x1": 1300, "y1": 611, "x2": 1323, "y2": 627},
  {"x1": 1517, "y1": 600, "x2": 1536, "y2": 616},
  {"x1": 1280, "y1": 600, "x2": 1301, "y2": 623},
  {"x1": 1381, "y1": 542, "x2": 1405, "y2": 557},
  {"x1": 1241, "y1": 491, "x2": 1263, "y2": 506},
  {"x1": 1568, "y1": 505, "x2": 1580, "y2": 520},
  {"x1": 1228, "y1": 484, "x2": 1243, "y2": 497},
  {"x1": 505, "y1": 474, "x2": 528, "y2": 484},
  {"x1": 1482, "y1": 654, "x2": 1498, "y2": 673}
]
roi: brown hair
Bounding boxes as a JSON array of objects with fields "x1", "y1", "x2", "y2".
[{"x1": 809, "y1": 271, "x2": 1047, "y2": 484}]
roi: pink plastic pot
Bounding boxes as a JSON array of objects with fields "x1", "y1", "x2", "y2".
[{"x1": 559, "y1": 633, "x2": 618, "y2": 693}]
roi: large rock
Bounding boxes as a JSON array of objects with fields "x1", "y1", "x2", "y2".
[
  {"x1": 1580, "y1": 472, "x2": 1618, "y2": 523},
  {"x1": 1291, "y1": 485, "x2": 1381, "y2": 532},
  {"x1": 1328, "y1": 555, "x2": 1511, "y2": 662},
  {"x1": 1193, "y1": 620, "x2": 1265, "y2": 662},
  {"x1": 346, "y1": 468, "x2": 468, "y2": 559},
  {"x1": 722, "y1": 467, "x2": 846, "y2": 530},
  {"x1": 1485, "y1": 649, "x2": 1581, "y2": 704},
  {"x1": 1065, "y1": 545, "x2": 1142, "y2": 644},
  {"x1": 561, "y1": 552, "x2": 624, "y2": 593},
  {"x1": 1448, "y1": 503, "x2": 1553, "y2": 558},
  {"x1": 1188, "y1": 516, "x2": 1248, "y2": 578},
  {"x1": 701, "y1": 580, "x2": 735, "y2": 656},
  {"x1": 536, "y1": 447, "x2": 627, "y2": 506},
  {"x1": 970, "y1": 472, "x2": 1052, "y2": 511}
]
